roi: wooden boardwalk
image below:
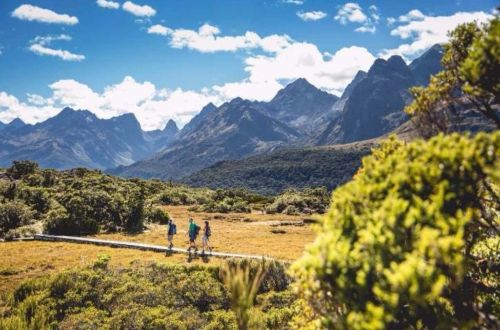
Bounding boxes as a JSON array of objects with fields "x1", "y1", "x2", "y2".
[{"x1": 34, "y1": 234, "x2": 274, "y2": 260}]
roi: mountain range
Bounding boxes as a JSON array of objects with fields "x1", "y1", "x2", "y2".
[
  {"x1": 1, "y1": 44, "x2": 445, "y2": 184},
  {"x1": 0, "y1": 108, "x2": 178, "y2": 169}
]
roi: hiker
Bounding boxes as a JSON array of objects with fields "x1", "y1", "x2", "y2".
[
  {"x1": 187, "y1": 218, "x2": 200, "y2": 251},
  {"x1": 166, "y1": 219, "x2": 176, "y2": 249},
  {"x1": 201, "y1": 221, "x2": 212, "y2": 255}
]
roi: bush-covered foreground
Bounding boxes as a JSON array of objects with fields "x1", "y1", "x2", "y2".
[
  {"x1": 292, "y1": 132, "x2": 500, "y2": 329},
  {"x1": 0, "y1": 162, "x2": 328, "y2": 238},
  {"x1": 0, "y1": 258, "x2": 297, "y2": 330}
]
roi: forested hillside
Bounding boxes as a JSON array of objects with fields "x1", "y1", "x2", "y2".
[
  {"x1": 183, "y1": 143, "x2": 372, "y2": 195},
  {"x1": 0, "y1": 160, "x2": 331, "y2": 239}
]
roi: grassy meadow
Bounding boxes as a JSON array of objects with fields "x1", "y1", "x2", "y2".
[{"x1": 0, "y1": 205, "x2": 317, "y2": 296}]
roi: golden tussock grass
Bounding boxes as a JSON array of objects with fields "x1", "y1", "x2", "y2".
[{"x1": 0, "y1": 206, "x2": 318, "y2": 295}]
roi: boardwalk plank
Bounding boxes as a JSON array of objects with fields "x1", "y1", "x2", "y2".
[{"x1": 34, "y1": 234, "x2": 274, "y2": 260}]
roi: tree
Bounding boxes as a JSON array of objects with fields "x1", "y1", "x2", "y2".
[
  {"x1": 0, "y1": 201, "x2": 34, "y2": 236},
  {"x1": 406, "y1": 18, "x2": 500, "y2": 137},
  {"x1": 292, "y1": 132, "x2": 500, "y2": 329},
  {"x1": 6, "y1": 161, "x2": 39, "y2": 180},
  {"x1": 461, "y1": 16, "x2": 500, "y2": 122},
  {"x1": 126, "y1": 188, "x2": 145, "y2": 232}
]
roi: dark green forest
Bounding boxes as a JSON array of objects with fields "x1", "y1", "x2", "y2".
[{"x1": 182, "y1": 144, "x2": 370, "y2": 195}]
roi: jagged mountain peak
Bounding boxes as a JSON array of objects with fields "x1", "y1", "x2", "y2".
[
  {"x1": 340, "y1": 70, "x2": 367, "y2": 99},
  {"x1": 409, "y1": 43, "x2": 444, "y2": 85},
  {"x1": 7, "y1": 118, "x2": 25, "y2": 128},
  {"x1": 266, "y1": 78, "x2": 338, "y2": 134},
  {"x1": 52, "y1": 107, "x2": 97, "y2": 123},
  {"x1": 272, "y1": 78, "x2": 329, "y2": 101},
  {"x1": 201, "y1": 102, "x2": 217, "y2": 111},
  {"x1": 282, "y1": 77, "x2": 315, "y2": 91},
  {"x1": 163, "y1": 119, "x2": 179, "y2": 133},
  {"x1": 368, "y1": 55, "x2": 410, "y2": 77}
]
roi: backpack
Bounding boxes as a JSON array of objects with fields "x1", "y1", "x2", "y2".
[
  {"x1": 206, "y1": 226, "x2": 211, "y2": 237},
  {"x1": 194, "y1": 224, "x2": 201, "y2": 237},
  {"x1": 171, "y1": 224, "x2": 177, "y2": 235}
]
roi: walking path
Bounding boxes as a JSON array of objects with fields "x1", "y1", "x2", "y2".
[{"x1": 34, "y1": 234, "x2": 275, "y2": 261}]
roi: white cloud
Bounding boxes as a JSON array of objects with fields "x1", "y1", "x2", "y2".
[
  {"x1": 31, "y1": 34, "x2": 72, "y2": 46},
  {"x1": 297, "y1": 11, "x2": 327, "y2": 21},
  {"x1": 387, "y1": 17, "x2": 396, "y2": 26},
  {"x1": 380, "y1": 11, "x2": 493, "y2": 59},
  {"x1": 334, "y1": 3, "x2": 379, "y2": 33},
  {"x1": 154, "y1": 23, "x2": 292, "y2": 53},
  {"x1": 282, "y1": 0, "x2": 304, "y2": 4},
  {"x1": 334, "y1": 3, "x2": 367, "y2": 24},
  {"x1": 122, "y1": 1, "x2": 156, "y2": 17},
  {"x1": 97, "y1": 0, "x2": 120, "y2": 10},
  {"x1": 0, "y1": 77, "x2": 222, "y2": 130},
  {"x1": 355, "y1": 25, "x2": 376, "y2": 33},
  {"x1": 148, "y1": 24, "x2": 171, "y2": 36},
  {"x1": 28, "y1": 34, "x2": 85, "y2": 62},
  {"x1": 213, "y1": 80, "x2": 284, "y2": 102},
  {"x1": 398, "y1": 9, "x2": 425, "y2": 22},
  {"x1": 12, "y1": 4, "x2": 78, "y2": 25},
  {"x1": 29, "y1": 44, "x2": 85, "y2": 62},
  {"x1": 0, "y1": 92, "x2": 60, "y2": 124},
  {"x1": 242, "y1": 43, "x2": 375, "y2": 95},
  {"x1": 0, "y1": 40, "x2": 377, "y2": 127},
  {"x1": 369, "y1": 5, "x2": 380, "y2": 23},
  {"x1": 27, "y1": 93, "x2": 49, "y2": 106}
]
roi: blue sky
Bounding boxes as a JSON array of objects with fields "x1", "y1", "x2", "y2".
[{"x1": 0, "y1": 0, "x2": 496, "y2": 129}]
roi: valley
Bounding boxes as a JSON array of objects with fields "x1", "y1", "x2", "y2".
[{"x1": 0, "y1": 11, "x2": 498, "y2": 328}]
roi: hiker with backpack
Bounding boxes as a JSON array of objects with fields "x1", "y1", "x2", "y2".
[
  {"x1": 187, "y1": 218, "x2": 200, "y2": 252},
  {"x1": 201, "y1": 221, "x2": 212, "y2": 255},
  {"x1": 166, "y1": 219, "x2": 177, "y2": 249}
]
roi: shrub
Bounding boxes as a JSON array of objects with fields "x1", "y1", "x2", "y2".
[
  {"x1": 6, "y1": 160, "x2": 39, "y2": 179},
  {"x1": 267, "y1": 187, "x2": 329, "y2": 215},
  {"x1": 147, "y1": 207, "x2": 170, "y2": 224},
  {"x1": 292, "y1": 132, "x2": 500, "y2": 329},
  {"x1": 2, "y1": 259, "x2": 295, "y2": 330},
  {"x1": 0, "y1": 201, "x2": 34, "y2": 237}
]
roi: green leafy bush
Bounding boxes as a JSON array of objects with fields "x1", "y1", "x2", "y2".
[
  {"x1": 0, "y1": 200, "x2": 34, "y2": 236},
  {"x1": 292, "y1": 132, "x2": 499, "y2": 329},
  {"x1": 0, "y1": 259, "x2": 297, "y2": 329},
  {"x1": 147, "y1": 207, "x2": 170, "y2": 224},
  {"x1": 266, "y1": 187, "x2": 329, "y2": 215}
]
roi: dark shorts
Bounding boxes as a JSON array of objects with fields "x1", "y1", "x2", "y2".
[{"x1": 189, "y1": 234, "x2": 196, "y2": 242}]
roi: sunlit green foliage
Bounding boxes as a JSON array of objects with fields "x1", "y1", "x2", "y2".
[
  {"x1": 0, "y1": 160, "x2": 328, "y2": 238},
  {"x1": 292, "y1": 132, "x2": 499, "y2": 329},
  {"x1": 266, "y1": 187, "x2": 329, "y2": 215},
  {"x1": 406, "y1": 18, "x2": 500, "y2": 136},
  {"x1": 0, "y1": 200, "x2": 34, "y2": 236},
  {"x1": 0, "y1": 259, "x2": 296, "y2": 330},
  {"x1": 461, "y1": 17, "x2": 500, "y2": 105},
  {"x1": 220, "y1": 262, "x2": 266, "y2": 330}
]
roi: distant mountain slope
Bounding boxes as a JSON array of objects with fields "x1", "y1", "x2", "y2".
[
  {"x1": 310, "y1": 70, "x2": 367, "y2": 143},
  {"x1": 143, "y1": 119, "x2": 179, "y2": 150},
  {"x1": 409, "y1": 44, "x2": 444, "y2": 86},
  {"x1": 110, "y1": 98, "x2": 303, "y2": 180},
  {"x1": 182, "y1": 142, "x2": 373, "y2": 195},
  {"x1": 0, "y1": 118, "x2": 26, "y2": 133},
  {"x1": 0, "y1": 108, "x2": 176, "y2": 170},
  {"x1": 315, "y1": 55, "x2": 416, "y2": 144},
  {"x1": 314, "y1": 44, "x2": 445, "y2": 145},
  {"x1": 177, "y1": 102, "x2": 217, "y2": 138},
  {"x1": 266, "y1": 78, "x2": 339, "y2": 134}
]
